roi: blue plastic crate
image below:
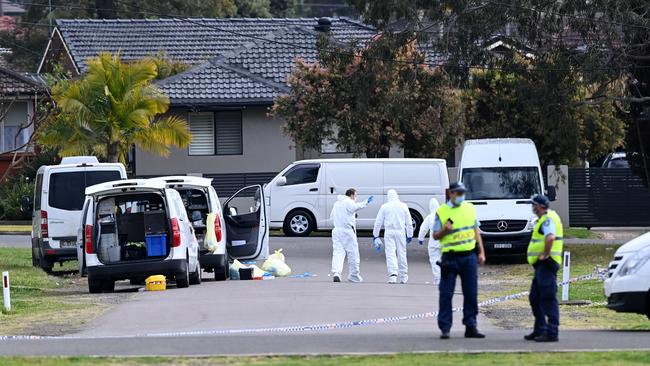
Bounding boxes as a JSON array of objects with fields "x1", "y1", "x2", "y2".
[{"x1": 145, "y1": 234, "x2": 167, "y2": 257}]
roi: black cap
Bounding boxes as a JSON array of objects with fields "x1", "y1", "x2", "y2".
[
  {"x1": 529, "y1": 194, "x2": 550, "y2": 208},
  {"x1": 448, "y1": 182, "x2": 467, "y2": 193}
]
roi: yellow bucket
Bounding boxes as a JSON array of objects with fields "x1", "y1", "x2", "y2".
[{"x1": 145, "y1": 275, "x2": 167, "y2": 291}]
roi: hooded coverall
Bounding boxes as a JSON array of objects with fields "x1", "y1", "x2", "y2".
[{"x1": 373, "y1": 189, "x2": 414, "y2": 282}]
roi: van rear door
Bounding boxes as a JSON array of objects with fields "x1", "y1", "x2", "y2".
[
  {"x1": 46, "y1": 168, "x2": 124, "y2": 248},
  {"x1": 223, "y1": 185, "x2": 268, "y2": 260}
]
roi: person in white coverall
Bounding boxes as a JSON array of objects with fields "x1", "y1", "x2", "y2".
[
  {"x1": 417, "y1": 197, "x2": 442, "y2": 285},
  {"x1": 331, "y1": 188, "x2": 374, "y2": 283},
  {"x1": 373, "y1": 189, "x2": 414, "y2": 284}
]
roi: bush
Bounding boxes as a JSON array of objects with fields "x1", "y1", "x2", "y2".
[{"x1": 0, "y1": 176, "x2": 33, "y2": 221}]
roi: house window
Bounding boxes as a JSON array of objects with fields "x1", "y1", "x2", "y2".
[
  {"x1": 1, "y1": 101, "x2": 31, "y2": 153},
  {"x1": 188, "y1": 111, "x2": 242, "y2": 156}
]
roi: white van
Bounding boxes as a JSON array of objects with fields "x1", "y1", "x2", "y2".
[
  {"x1": 264, "y1": 159, "x2": 449, "y2": 236},
  {"x1": 152, "y1": 176, "x2": 269, "y2": 281},
  {"x1": 81, "y1": 179, "x2": 201, "y2": 292},
  {"x1": 604, "y1": 233, "x2": 650, "y2": 320},
  {"x1": 458, "y1": 139, "x2": 555, "y2": 260},
  {"x1": 29, "y1": 156, "x2": 127, "y2": 272}
]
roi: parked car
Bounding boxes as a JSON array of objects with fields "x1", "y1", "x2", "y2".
[
  {"x1": 81, "y1": 179, "x2": 201, "y2": 293},
  {"x1": 601, "y1": 152, "x2": 629, "y2": 168},
  {"x1": 151, "y1": 176, "x2": 270, "y2": 281},
  {"x1": 25, "y1": 156, "x2": 127, "y2": 272},
  {"x1": 458, "y1": 138, "x2": 555, "y2": 261},
  {"x1": 604, "y1": 232, "x2": 650, "y2": 320},
  {"x1": 264, "y1": 158, "x2": 449, "y2": 236}
]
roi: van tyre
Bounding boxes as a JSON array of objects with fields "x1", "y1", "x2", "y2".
[
  {"x1": 31, "y1": 250, "x2": 38, "y2": 267},
  {"x1": 283, "y1": 209, "x2": 314, "y2": 237},
  {"x1": 215, "y1": 261, "x2": 229, "y2": 281},
  {"x1": 38, "y1": 253, "x2": 53, "y2": 274},
  {"x1": 189, "y1": 262, "x2": 202, "y2": 285},
  {"x1": 101, "y1": 280, "x2": 115, "y2": 293},
  {"x1": 176, "y1": 260, "x2": 190, "y2": 288},
  {"x1": 410, "y1": 210, "x2": 423, "y2": 235},
  {"x1": 88, "y1": 276, "x2": 102, "y2": 293}
]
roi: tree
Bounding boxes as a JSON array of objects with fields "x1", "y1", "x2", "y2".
[
  {"x1": 464, "y1": 56, "x2": 626, "y2": 166},
  {"x1": 272, "y1": 35, "x2": 463, "y2": 159},
  {"x1": 39, "y1": 52, "x2": 191, "y2": 163}
]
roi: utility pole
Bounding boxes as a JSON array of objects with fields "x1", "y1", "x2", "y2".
[{"x1": 48, "y1": 0, "x2": 52, "y2": 36}]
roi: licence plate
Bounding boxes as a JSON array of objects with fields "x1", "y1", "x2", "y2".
[
  {"x1": 60, "y1": 240, "x2": 77, "y2": 248},
  {"x1": 493, "y1": 243, "x2": 512, "y2": 249}
]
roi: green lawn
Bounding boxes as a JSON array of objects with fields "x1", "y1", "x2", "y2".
[
  {"x1": 561, "y1": 227, "x2": 601, "y2": 239},
  {"x1": 0, "y1": 248, "x2": 106, "y2": 335},
  {"x1": 0, "y1": 225, "x2": 31, "y2": 233},
  {"x1": 2, "y1": 353, "x2": 650, "y2": 366}
]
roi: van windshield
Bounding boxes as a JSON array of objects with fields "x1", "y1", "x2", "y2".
[
  {"x1": 49, "y1": 170, "x2": 123, "y2": 211},
  {"x1": 462, "y1": 167, "x2": 541, "y2": 200}
]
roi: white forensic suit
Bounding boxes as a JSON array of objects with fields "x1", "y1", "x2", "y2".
[
  {"x1": 373, "y1": 189, "x2": 414, "y2": 283},
  {"x1": 417, "y1": 197, "x2": 442, "y2": 285},
  {"x1": 330, "y1": 195, "x2": 369, "y2": 282}
]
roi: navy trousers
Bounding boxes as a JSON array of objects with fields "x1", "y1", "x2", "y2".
[
  {"x1": 529, "y1": 259, "x2": 560, "y2": 337},
  {"x1": 437, "y1": 252, "x2": 478, "y2": 332}
]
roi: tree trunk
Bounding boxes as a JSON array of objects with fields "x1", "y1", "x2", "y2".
[
  {"x1": 107, "y1": 142, "x2": 120, "y2": 163},
  {"x1": 96, "y1": 0, "x2": 116, "y2": 19}
]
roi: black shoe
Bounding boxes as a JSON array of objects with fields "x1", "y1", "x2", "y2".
[
  {"x1": 333, "y1": 275, "x2": 341, "y2": 283},
  {"x1": 464, "y1": 327, "x2": 486, "y2": 338},
  {"x1": 534, "y1": 334, "x2": 559, "y2": 342},
  {"x1": 524, "y1": 332, "x2": 540, "y2": 341},
  {"x1": 440, "y1": 331, "x2": 450, "y2": 339}
]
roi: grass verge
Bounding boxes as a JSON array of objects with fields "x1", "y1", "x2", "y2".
[
  {"x1": 0, "y1": 248, "x2": 119, "y2": 335},
  {"x1": 0, "y1": 225, "x2": 31, "y2": 233},
  {"x1": 564, "y1": 227, "x2": 601, "y2": 239},
  {"x1": 2, "y1": 353, "x2": 650, "y2": 366},
  {"x1": 480, "y1": 244, "x2": 650, "y2": 330}
]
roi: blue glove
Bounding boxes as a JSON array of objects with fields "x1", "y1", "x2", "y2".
[
  {"x1": 406, "y1": 237, "x2": 413, "y2": 244},
  {"x1": 418, "y1": 240, "x2": 424, "y2": 246},
  {"x1": 373, "y1": 237, "x2": 382, "y2": 253},
  {"x1": 367, "y1": 195, "x2": 374, "y2": 204}
]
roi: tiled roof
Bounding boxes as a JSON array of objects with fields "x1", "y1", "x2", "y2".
[
  {"x1": 56, "y1": 17, "x2": 374, "y2": 72},
  {"x1": 0, "y1": 66, "x2": 44, "y2": 96}
]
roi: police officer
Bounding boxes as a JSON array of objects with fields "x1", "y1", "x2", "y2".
[
  {"x1": 433, "y1": 182, "x2": 486, "y2": 339},
  {"x1": 525, "y1": 194, "x2": 563, "y2": 342}
]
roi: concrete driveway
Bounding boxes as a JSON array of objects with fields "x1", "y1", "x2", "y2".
[{"x1": 1, "y1": 236, "x2": 649, "y2": 355}]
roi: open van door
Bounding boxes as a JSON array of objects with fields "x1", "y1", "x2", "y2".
[{"x1": 223, "y1": 185, "x2": 269, "y2": 260}]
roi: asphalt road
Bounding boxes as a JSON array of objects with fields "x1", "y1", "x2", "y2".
[
  {"x1": 0, "y1": 235, "x2": 30, "y2": 248},
  {"x1": 1, "y1": 236, "x2": 649, "y2": 356}
]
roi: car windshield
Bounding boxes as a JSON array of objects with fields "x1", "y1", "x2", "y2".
[
  {"x1": 49, "y1": 170, "x2": 123, "y2": 211},
  {"x1": 462, "y1": 167, "x2": 541, "y2": 200},
  {"x1": 607, "y1": 158, "x2": 629, "y2": 168}
]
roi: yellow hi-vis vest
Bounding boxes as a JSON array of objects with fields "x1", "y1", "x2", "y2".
[
  {"x1": 437, "y1": 201, "x2": 477, "y2": 253},
  {"x1": 527, "y1": 209, "x2": 564, "y2": 265}
]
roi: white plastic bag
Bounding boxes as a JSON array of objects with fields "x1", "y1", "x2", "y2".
[
  {"x1": 204, "y1": 213, "x2": 218, "y2": 252},
  {"x1": 262, "y1": 249, "x2": 292, "y2": 277}
]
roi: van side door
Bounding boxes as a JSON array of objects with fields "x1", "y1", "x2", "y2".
[{"x1": 223, "y1": 185, "x2": 269, "y2": 260}]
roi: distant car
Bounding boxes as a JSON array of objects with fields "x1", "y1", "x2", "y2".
[
  {"x1": 602, "y1": 152, "x2": 629, "y2": 168},
  {"x1": 26, "y1": 156, "x2": 127, "y2": 273},
  {"x1": 604, "y1": 232, "x2": 650, "y2": 320},
  {"x1": 80, "y1": 179, "x2": 201, "y2": 293},
  {"x1": 151, "y1": 176, "x2": 270, "y2": 281}
]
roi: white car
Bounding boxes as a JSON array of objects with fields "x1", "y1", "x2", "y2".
[
  {"x1": 80, "y1": 179, "x2": 201, "y2": 293},
  {"x1": 264, "y1": 159, "x2": 449, "y2": 236},
  {"x1": 27, "y1": 156, "x2": 127, "y2": 272},
  {"x1": 604, "y1": 232, "x2": 650, "y2": 319},
  {"x1": 151, "y1": 176, "x2": 270, "y2": 281}
]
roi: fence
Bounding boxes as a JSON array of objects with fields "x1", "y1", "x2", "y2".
[{"x1": 568, "y1": 168, "x2": 650, "y2": 227}]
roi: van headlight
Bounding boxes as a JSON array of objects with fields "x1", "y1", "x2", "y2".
[
  {"x1": 618, "y1": 246, "x2": 650, "y2": 277},
  {"x1": 526, "y1": 218, "x2": 537, "y2": 231}
]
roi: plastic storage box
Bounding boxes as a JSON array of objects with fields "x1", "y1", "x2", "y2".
[
  {"x1": 145, "y1": 234, "x2": 167, "y2": 257},
  {"x1": 145, "y1": 275, "x2": 166, "y2": 291}
]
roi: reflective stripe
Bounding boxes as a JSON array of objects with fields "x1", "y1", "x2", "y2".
[
  {"x1": 446, "y1": 224, "x2": 477, "y2": 235},
  {"x1": 527, "y1": 251, "x2": 563, "y2": 258},
  {"x1": 442, "y1": 238, "x2": 476, "y2": 248},
  {"x1": 531, "y1": 236, "x2": 563, "y2": 243}
]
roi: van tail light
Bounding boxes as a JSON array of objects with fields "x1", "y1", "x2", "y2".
[
  {"x1": 171, "y1": 218, "x2": 181, "y2": 247},
  {"x1": 214, "y1": 213, "x2": 223, "y2": 242},
  {"x1": 85, "y1": 225, "x2": 94, "y2": 254},
  {"x1": 40, "y1": 211, "x2": 48, "y2": 238}
]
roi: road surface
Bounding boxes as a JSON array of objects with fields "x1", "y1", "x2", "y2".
[{"x1": 0, "y1": 236, "x2": 648, "y2": 356}]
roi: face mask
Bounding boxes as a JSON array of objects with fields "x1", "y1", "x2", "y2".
[{"x1": 453, "y1": 195, "x2": 465, "y2": 205}]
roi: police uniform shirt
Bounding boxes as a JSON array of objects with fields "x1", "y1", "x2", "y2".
[
  {"x1": 432, "y1": 201, "x2": 481, "y2": 232},
  {"x1": 539, "y1": 214, "x2": 557, "y2": 237}
]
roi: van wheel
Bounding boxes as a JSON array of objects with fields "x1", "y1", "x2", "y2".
[
  {"x1": 283, "y1": 210, "x2": 314, "y2": 237},
  {"x1": 101, "y1": 280, "x2": 115, "y2": 293},
  {"x1": 646, "y1": 291, "x2": 650, "y2": 320},
  {"x1": 189, "y1": 263, "x2": 202, "y2": 285},
  {"x1": 31, "y1": 249, "x2": 38, "y2": 267},
  {"x1": 410, "y1": 210, "x2": 423, "y2": 235},
  {"x1": 88, "y1": 276, "x2": 102, "y2": 293},
  {"x1": 215, "y1": 261, "x2": 229, "y2": 282},
  {"x1": 39, "y1": 254, "x2": 53, "y2": 274},
  {"x1": 176, "y1": 260, "x2": 190, "y2": 288}
]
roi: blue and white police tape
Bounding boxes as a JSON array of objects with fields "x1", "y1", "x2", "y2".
[{"x1": 0, "y1": 268, "x2": 607, "y2": 341}]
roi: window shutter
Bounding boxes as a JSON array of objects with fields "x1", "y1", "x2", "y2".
[
  {"x1": 188, "y1": 112, "x2": 214, "y2": 155},
  {"x1": 215, "y1": 111, "x2": 242, "y2": 155}
]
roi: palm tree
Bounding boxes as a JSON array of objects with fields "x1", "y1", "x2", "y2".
[{"x1": 40, "y1": 52, "x2": 190, "y2": 163}]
